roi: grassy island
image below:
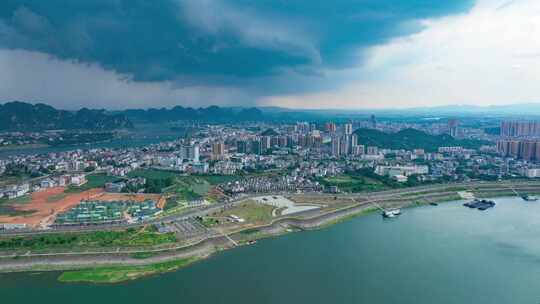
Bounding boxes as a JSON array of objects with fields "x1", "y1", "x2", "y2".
[{"x1": 58, "y1": 257, "x2": 198, "y2": 284}]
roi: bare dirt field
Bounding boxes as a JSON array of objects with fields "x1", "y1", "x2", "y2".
[
  {"x1": 0, "y1": 188, "x2": 164, "y2": 228},
  {"x1": 0, "y1": 187, "x2": 104, "y2": 227}
]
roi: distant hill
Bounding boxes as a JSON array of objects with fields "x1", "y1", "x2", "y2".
[
  {"x1": 0, "y1": 102, "x2": 133, "y2": 131},
  {"x1": 354, "y1": 128, "x2": 487, "y2": 152},
  {"x1": 120, "y1": 106, "x2": 264, "y2": 123},
  {"x1": 260, "y1": 128, "x2": 279, "y2": 136}
]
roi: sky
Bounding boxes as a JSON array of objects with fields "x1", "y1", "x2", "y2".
[{"x1": 0, "y1": 0, "x2": 538, "y2": 110}]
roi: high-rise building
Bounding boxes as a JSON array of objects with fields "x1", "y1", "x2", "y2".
[
  {"x1": 501, "y1": 121, "x2": 540, "y2": 137},
  {"x1": 251, "y1": 140, "x2": 263, "y2": 155},
  {"x1": 497, "y1": 139, "x2": 540, "y2": 161},
  {"x1": 340, "y1": 136, "x2": 350, "y2": 156},
  {"x1": 212, "y1": 142, "x2": 225, "y2": 160},
  {"x1": 287, "y1": 136, "x2": 295, "y2": 148},
  {"x1": 277, "y1": 136, "x2": 287, "y2": 147},
  {"x1": 447, "y1": 119, "x2": 459, "y2": 137},
  {"x1": 344, "y1": 123, "x2": 353, "y2": 135},
  {"x1": 236, "y1": 140, "x2": 249, "y2": 154},
  {"x1": 261, "y1": 136, "x2": 271, "y2": 150},
  {"x1": 332, "y1": 136, "x2": 341, "y2": 157},
  {"x1": 367, "y1": 146, "x2": 378, "y2": 155},
  {"x1": 351, "y1": 134, "x2": 358, "y2": 149},
  {"x1": 179, "y1": 144, "x2": 199, "y2": 162},
  {"x1": 353, "y1": 145, "x2": 365, "y2": 156},
  {"x1": 521, "y1": 141, "x2": 536, "y2": 161},
  {"x1": 370, "y1": 115, "x2": 377, "y2": 129},
  {"x1": 296, "y1": 122, "x2": 310, "y2": 134},
  {"x1": 325, "y1": 122, "x2": 337, "y2": 133}
]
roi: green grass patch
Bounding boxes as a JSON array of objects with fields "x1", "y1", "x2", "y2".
[
  {"x1": 3, "y1": 195, "x2": 32, "y2": 204},
  {"x1": 0, "y1": 227, "x2": 177, "y2": 251},
  {"x1": 197, "y1": 174, "x2": 238, "y2": 185},
  {"x1": 219, "y1": 200, "x2": 274, "y2": 223},
  {"x1": 319, "y1": 207, "x2": 378, "y2": 228},
  {"x1": 0, "y1": 206, "x2": 35, "y2": 217},
  {"x1": 0, "y1": 195, "x2": 35, "y2": 216},
  {"x1": 128, "y1": 169, "x2": 239, "y2": 196},
  {"x1": 319, "y1": 174, "x2": 387, "y2": 193},
  {"x1": 0, "y1": 174, "x2": 30, "y2": 187},
  {"x1": 198, "y1": 217, "x2": 219, "y2": 227},
  {"x1": 46, "y1": 193, "x2": 68, "y2": 203},
  {"x1": 127, "y1": 169, "x2": 180, "y2": 180},
  {"x1": 239, "y1": 228, "x2": 260, "y2": 235},
  {"x1": 58, "y1": 257, "x2": 198, "y2": 284},
  {"x1": 130, "y1": 252, "x2": 158, "y2": 259},
  {"x1": 64, "y1": 173, "x2": 121, "y2": 193}
]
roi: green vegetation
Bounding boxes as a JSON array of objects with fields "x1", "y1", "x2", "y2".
[
  {"x1": 65, "y1": 173, "x2": 121, "y2": 193},
  {"x1": 318, "y1": 173, "x2": 387, "y2": 193},
  {"x1": 218, "y1": 200, "x2": 274, "y2": 223},
  {"x1": 130, "y1": 252, "x2": 158, "y2": 259},
  {"x1": 0, "y1": 227, "x2": 176, "y2": 251},
  {"x1": 127, "y1": 169, "x2": 177, "y2": 193},
  {"x1": 144, "y1": 178, "x2": 175, "y2": 193},
  {"x1": 46, "y1": 193, "x2": 68, "y2": 203},
  {"x1": 128, "y1": 169, "x2": 234, "y2": 200},
  {"x1": 0, "y1": 195, "x2": 34, "y2": 216},
  {"x1": 354, "y1": 128, "x2": 487, "y2": 152},
  {"x1": 58, "y1": 257, "x2": 198, "y2": 283},
  {"x1": 319, "y1": 207, "x2": 378, "y2": 228},
  {"x1": 0, "y1": 164, "x2": 33, "y2": 186},
  {"x1": 7, "y1": 194, "x2": 31, "y2": 204},
  {"x1": 0, "y1": 205, "x2": 35, "y2": 217},
  {"x1": 127, "y1": 169, "x2": 179, "y2": 180},
  {"x1": 197, "y1": 217, "x2": 219, "y2": 227},
  {"x1": 0, "y1": 101, "x2": 133, "y2": 131},
  {"x1": 239, "y1": 228, "x2": 260, "y2": 235}
]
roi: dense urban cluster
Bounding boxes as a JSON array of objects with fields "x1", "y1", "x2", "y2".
[{"x1": 2, "y1": 117, "x2": 540, "y2": 202}]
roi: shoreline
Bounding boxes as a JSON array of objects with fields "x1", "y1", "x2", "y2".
[{"x1": 0, "y1": 183, "x2": 539, "y2": 282}]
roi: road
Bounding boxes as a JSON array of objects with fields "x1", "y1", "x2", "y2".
[{"x1": 2, "y1": 179, "x2": 539, "y2": 236}]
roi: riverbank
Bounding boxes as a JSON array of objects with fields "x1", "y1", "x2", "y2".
[
  {"x1": 1, "y1": 182, "x2": 540, "y2": 283},
  {"x1": 57, "y1": 257, "x2": 200, "y2": 283}
]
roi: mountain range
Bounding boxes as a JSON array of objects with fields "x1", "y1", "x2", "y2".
[
  {"x1": 0, "y1": 102, "x2": 133, "y2": 131},
  {"x1": 4, "y1": 100, "x2": 540, "y2": 132},
  {"x1": 119, "y1": 106, "x2": 264, "y2": 123},
  {"x1": 0, "y1": 102, "x2": 268, "y2": 131}
]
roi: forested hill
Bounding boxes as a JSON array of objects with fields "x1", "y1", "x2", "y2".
[
  {"x1": 354, "y1": 128, "x2": 487, "y2": 152},
  {"x1": 0, "y1": 102, "x2": 133, "y2": 131},
  {"x1": 0, "y1": 102, "x2": 268, "y2": 129},
  {"x1": 119, "y1": 106, "x2": 264, "y2": 123}
]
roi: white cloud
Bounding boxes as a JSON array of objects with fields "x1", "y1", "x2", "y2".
[
  {"x1": 0, "y1": 49, "x2": 248, "y2": 109},
  {"x1": 262, "y1": 0, "x2": 540, "y2": 109}
]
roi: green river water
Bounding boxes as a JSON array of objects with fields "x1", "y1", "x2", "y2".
[{"x1": 2, "y1": 197, "x2": 540, "y2": 303}]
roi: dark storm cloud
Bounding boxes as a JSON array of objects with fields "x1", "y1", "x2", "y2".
[{"x1": 0, "y1": 0, "x2": 474, "y2": 103}]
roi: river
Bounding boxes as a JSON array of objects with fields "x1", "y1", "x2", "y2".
[
  {"x1": 1, "y1": 197, "x2": 540, "y2": 303},
  {"x1": 0, "y1": 123, "x2": 186, "y2": 158}
]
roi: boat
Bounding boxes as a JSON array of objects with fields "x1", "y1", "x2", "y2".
[
  {"x1": 521, "y1": 195, "x2": 539, "y2": 202},
  {"x1": 429, "y1": 202, "x2": 438, "y2": 206},
  {"x1": 463, "y1": 199, "x2": 495, "y2": 210},
  {"x1": 382, "y1": 209, "x2": 401, "y2": 218}
]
